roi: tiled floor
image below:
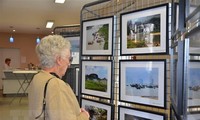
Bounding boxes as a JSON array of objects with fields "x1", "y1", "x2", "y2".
[{"x1": 0, "y1": 90, "x2": 28, "y2": 120}]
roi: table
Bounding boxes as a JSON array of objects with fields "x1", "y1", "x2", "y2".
[{"x1": 10, "y1": 70, "x2": 39, "y2": 103}]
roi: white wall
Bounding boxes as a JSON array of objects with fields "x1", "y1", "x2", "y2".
[{"x1": 0, "y1": 48, "x2": 20, "y2": 89}]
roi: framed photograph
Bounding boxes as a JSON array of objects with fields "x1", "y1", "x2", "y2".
[
  {"x1": 119, "y1": 60, "x2": 166, "y2": 108},
  {"x1": 120, "y1": 4, "x2": 168, "y2": 55},
  {"x1": 81, "y1": 98, "x2": 114, "y2": 120},
  {"x1": 81, "y1": 60, "x2": 113, "y2": 99},
  {"x1": 188, "y1": 60, "x2": 200, "y2": 107},
  {"x1": 81, "y1": 16, "x2": 114, "y2": 56},
  {"x1": 65, "y1": 36, "x2": 80, "y2": 64},
  {"x1": 118, "y1": 105, "x2": 166, "y2": 120}
]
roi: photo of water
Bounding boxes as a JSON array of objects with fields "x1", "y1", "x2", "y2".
[
  {"x1": 188, "y1": 68, "x2": 200, "y2": 99},
  {"x1": 125, "y1": 67, "x2": 159, "y2": 100}
]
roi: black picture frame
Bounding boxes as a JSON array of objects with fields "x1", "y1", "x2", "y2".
[
  {"x1": 80, "y1": 60, "x2": 113, "y2": 99},
  {"x1": 118, "y1": 105, "x2": 166, "y2": 120},
  {"x1": 81, "y1": 16, "x2": 114, "y2": 56},
  {"x1": 119, "y1": 59, "x2": 166, "y2": 108},
  {"x1": 120, "y1": 4, "x2": 169, "y2": 55},
  {"x1": 81, "y1": 98, "x2": 114, "y2": 120}
]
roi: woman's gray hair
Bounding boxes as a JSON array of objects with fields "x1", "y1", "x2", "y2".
[{"x1": 36, "y1": 35, "x2": 71, "y2": 68}]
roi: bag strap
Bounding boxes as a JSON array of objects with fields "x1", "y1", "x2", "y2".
[{"x1": 35, "y1": 77, "x2": 55, "y2": 120}]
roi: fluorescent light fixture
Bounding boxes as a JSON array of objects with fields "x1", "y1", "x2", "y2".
[
  {"x1": 55, "y1": 0, "x2": 65, "y2": 3},
  {"x1": 46, "y1": 21, "x2": 54, "y2": 28}
]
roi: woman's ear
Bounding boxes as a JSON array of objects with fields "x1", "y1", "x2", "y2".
[{"x1": 56, "y1": 56, "x2": 62, "y2": 66}]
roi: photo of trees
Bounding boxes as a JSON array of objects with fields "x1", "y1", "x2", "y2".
[
  {"x1": 125, "y1": 114, "x2": 151, "y2": 120},
  {"x1": 126, "y1": 14, "x2": 161, "y2": 49},
  {"x1": 85, "y1": 105, "x2": 108, "y2": 120},
  {"x1": 85, "y1": 65, "x2": 108, "y2": 92}
]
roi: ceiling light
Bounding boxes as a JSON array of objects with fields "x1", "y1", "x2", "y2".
[
  {"x1": 46, "y1": 21, "x2": 54, "y2": 28},
  {"x1": 9, "y1": 36, "x2": 14, "y2": 43},
  {"x1": 36, "y1": 37, "x2": 40, "y2": 44},
  {"x1": 55, "y1": 0, "x2": 65, "y2": 3}
]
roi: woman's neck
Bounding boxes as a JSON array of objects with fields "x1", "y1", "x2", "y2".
[{"x1": 43, "y1": 67, "x2": 61, "y2": 78}]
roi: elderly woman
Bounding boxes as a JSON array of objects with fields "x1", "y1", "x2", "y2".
[{"x1": 29, "y1": 35, "x2": 89, "y2": 120}]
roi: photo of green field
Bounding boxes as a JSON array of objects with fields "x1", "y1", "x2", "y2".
[{"x1": 85, "y1": 65, "x2": 108, "y2": 92}]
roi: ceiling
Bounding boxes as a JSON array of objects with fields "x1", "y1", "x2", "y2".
[{"x1": 0, "y1": 0, "x2": 96, "y2": 35}]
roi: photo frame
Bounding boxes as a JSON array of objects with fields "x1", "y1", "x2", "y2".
[
  {"x1": 118, "y1": 105, "x2": 166, "y2": 120},
  {"x1": 81, "y1": 60, "x2": 113, "y2": 99},
  {"x1": 81, "y1": 98, "x2": 114, "y2": 120},
  {"x1": 120, "y1": 4, "x2": 168, "y2": 55},
  {"x1": 119, "y1": 60, "x2": 166, "y2": 108},
  {"x1": 81, "y1": 16, "x2": 114, "y2": 56},
  {"x1": 188, "y1": 60, "x2": 200, "y2": 107},
  {"x1": 65, "y1": 36, "x2": 80, "y2": 64}
]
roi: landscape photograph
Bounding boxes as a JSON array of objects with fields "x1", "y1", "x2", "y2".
[
  {"x1": 125, "y1": 114, "x2": 151, "y2": 120},
  {"x1": 125, "y1": 67, "x2": 159, "y2": 100},
  {"x1": 189, "y1": 67, "x2": 200, "y2": 99},
  {"x1": 67, "y1": 37, "x2": 79, "y2": 52},
  {"x1": 85, "y1": 65, "x2": 108, "y2": 92},
  {"x1": 119, "y1": 106, "x2": 165, "y2": 120},
  {"x1": 126, "y1": 14, "x2": 161, "y2": 49},
  {"x1": 86, "y1": 23, "x2": 109, "y2": 50},
  {"x1": 85, "y1": 105, "x2": 108, "y2": 120}
]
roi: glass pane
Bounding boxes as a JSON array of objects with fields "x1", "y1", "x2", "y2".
[{"x1": 187, "y1": 27, "x2": 200, "y2": 119}]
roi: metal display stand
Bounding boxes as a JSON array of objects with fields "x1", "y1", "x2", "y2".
[
  {"x1": 170, "y1": 0, "x2": 200, "y2": 119},
  {"x1": 81, "y1": 0, "x2": 171, "y2": 119}
]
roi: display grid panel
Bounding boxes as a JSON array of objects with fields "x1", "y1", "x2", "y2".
[{"x1": 81, "y1": 0, "x2": 171, "y2": 119}]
